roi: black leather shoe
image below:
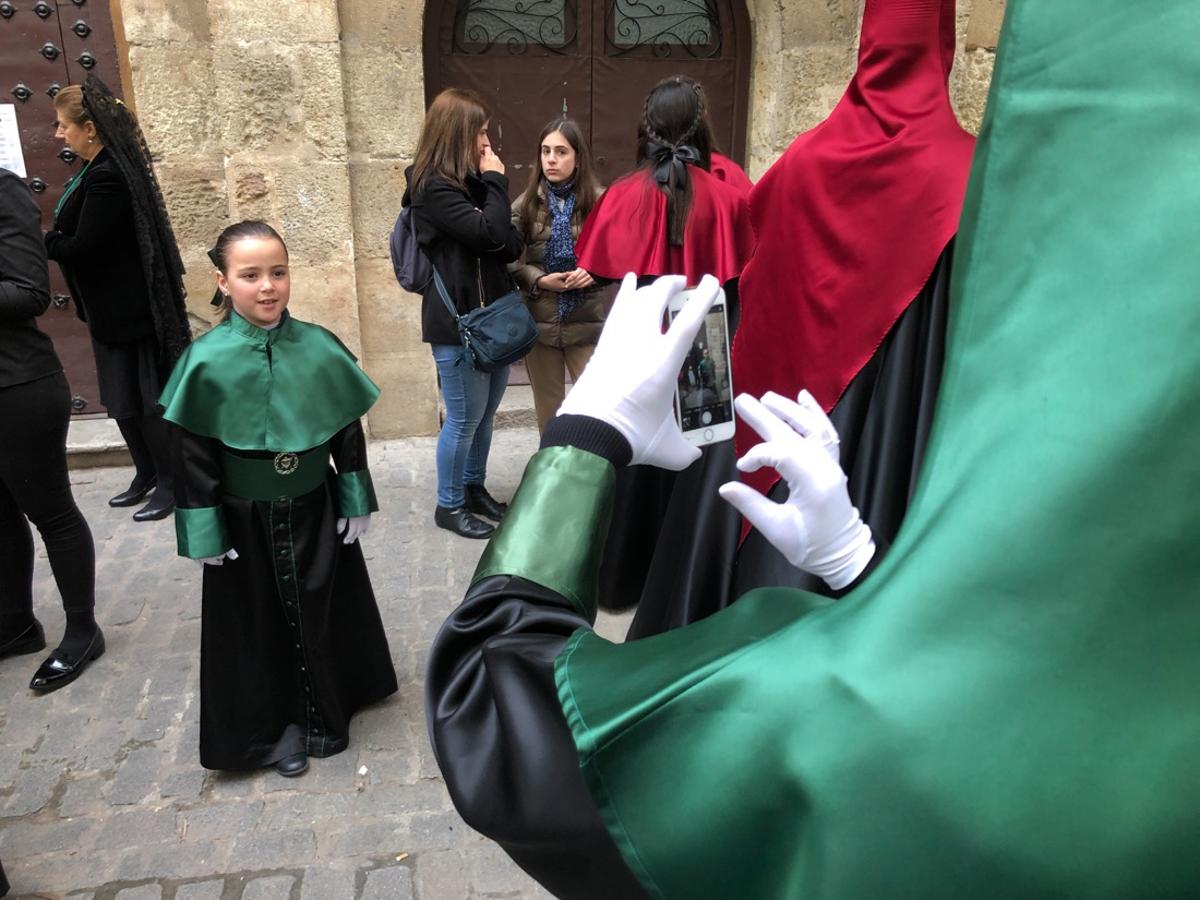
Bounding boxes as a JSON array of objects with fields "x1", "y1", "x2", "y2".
[
  {"x1": 464, "y1": 483, "x2": 509, "y2": 521},
  {"x1": 435, "y1": 505, "x2": 495, "y2": 539},
  {"x1": 0, "y1": 620, "x2": 46, "y2": 661},
  {"x1": 274, "y1": 752, "x2": 309, "y2": 777},
  {"x1": 109, "y1": 477, "x2": 155, "y2": 508},
  {"x1": 132, "y1": 491, "x2": 175, "y2": 522},
  {"x1": 29, "y1": 628, "x2": 104, "y2": 692}
]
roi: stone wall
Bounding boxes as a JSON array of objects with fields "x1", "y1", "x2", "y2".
[{"x1": 114, "y1": 0, "x2": 1001, "y2": 440}]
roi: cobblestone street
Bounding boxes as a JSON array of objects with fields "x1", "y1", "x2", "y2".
[{"x1": 0, "y1": 427, "x2": 631, "y2": 899}]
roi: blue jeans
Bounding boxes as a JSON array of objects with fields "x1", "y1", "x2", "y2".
[{"x1": 431, "y1": 344, "x2": 509, "y2": 508}]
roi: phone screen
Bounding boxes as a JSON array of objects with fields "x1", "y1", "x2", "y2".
[{"x1": 671, "y1": 302, "x2": 734, "y2": 437}]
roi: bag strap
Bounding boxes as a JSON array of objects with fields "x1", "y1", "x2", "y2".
[{"x1": 432, "y1": 268, "x2": 461, "y2": 324}]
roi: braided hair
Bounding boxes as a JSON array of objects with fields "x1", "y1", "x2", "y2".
[
  {"x1": 80, "y1": 75, "x2": 191, "y2": 365},
  {"x1": 636, "y1": 76, "x2": 714, "y2": 246}
]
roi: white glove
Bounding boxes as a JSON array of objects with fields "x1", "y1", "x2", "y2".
[
  {"x1": 197, "y1": 548, "x2": 239, "y2": 567},
  {"x1": 718, "y1": 392, "x2": 874, "y2": 591},
  {"x1": 337, "y1": 515, "x2": 371, "y2": 545},
  {"x1": 558, "y1": 273, "x2": 720, "y2": 470}
]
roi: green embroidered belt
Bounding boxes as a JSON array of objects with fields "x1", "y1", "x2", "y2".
[{"x1": 220, "y1": 442, "x2": 330, "y2": 501}]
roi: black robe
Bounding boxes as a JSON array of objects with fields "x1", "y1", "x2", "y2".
[{"x1": 174, "y1": 421, "x2": 398, "y2": 771}]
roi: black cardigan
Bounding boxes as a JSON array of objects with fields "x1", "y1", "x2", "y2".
[
  {"x1": 0, "y1": 168, "x2": 62, "y2": 388},
  {"x1": 404, "y1": 167, "x2": 523, "y2": 346},
  {"x1": 44, "y1": 148, "x2": 155, "y2": 344}
]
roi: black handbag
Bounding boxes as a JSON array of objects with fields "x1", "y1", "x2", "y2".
[{"x1": 432, "y1": 267, "x2": 537, "y2": 372}]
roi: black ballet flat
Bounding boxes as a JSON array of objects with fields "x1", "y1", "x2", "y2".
[
  {"x1": 435, "y1": 505, "x2": 495, "y2": 539},
  {"x1": 109, "y1": 477, "x2": 156, "y2": 508},
  {"x1": 132, "y1": 492, "x2": 175, "y2": 522},
  {"x1": 0, "y1": 620, "x2": 46, "y2": 661},
  {"x1": 464, "y1": 483, "x2": 509, "y2": 521},
  {"x1": 29, "y1": 628, "x2": 105, "y2": 692},
  {"x1": 274, "y1": 752, "x2": 309, "y2": 777}
]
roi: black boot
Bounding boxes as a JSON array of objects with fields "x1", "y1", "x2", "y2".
[
  {"x1": 29, "y1": 627, "x2": 105, "y2": 692},
  {"x1": 109, "y1": 475, "x2": 155, "y2": 508},
  {"x1": 0, "y1": 619, "x2": 46, "y2": 661},
  {"x1": 464, "y1": 483, "x2": 509, "y2": 521},
  {"x1": 435, "y1": 505, "x2": 495, "y2": 539}
]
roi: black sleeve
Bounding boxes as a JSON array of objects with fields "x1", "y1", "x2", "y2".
[
  {"x1": 171, "y1": 424, "x2": 224, "y2": 511},
  {"x1": 425, "y1": 415, "x2": 648, "y2": 899},
  {"x1": 44, "y1": 167, "x2": 133, "y2": 266},
  {"x1": 0, "y1": 172, "x2": 52, "y2": 321},
  {"x1": 419, "y1": 173, "x2": 523, "y2": 259},
  {"x1": 329, "y1": 419, "x2": 369, "y2": 475}
]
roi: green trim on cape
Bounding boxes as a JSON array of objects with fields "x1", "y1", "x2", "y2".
[
  {"x1": 159, "y1": 312, "x2": 380, "y2": 452},
  {"x1": 473, "y1": 446, "x2": 614, "y2": 619},
  {"x1": 335, "y1": 470, "x2": 379, "y2": 518},
  {"x1": 554, "y1": 2, "x2": 1200, "y2": 897},
  {"x1": 175, "y1": 505, "x2": 231, "y2": 560}
]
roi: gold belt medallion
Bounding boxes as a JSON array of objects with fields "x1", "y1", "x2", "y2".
[{"x1": 273, "y1": 452, "x2": 300, "y2": 475}]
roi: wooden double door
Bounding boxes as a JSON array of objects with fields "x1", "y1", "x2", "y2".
[
  {"x1": 424, "y1": 0, "x2": 753, "y2": 194},
  {"x1": 0, "y1": 0, "x2": 122, "y2": 415}
]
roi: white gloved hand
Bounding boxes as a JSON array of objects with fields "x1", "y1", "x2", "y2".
[
  {"x1": 337, "y1": 515, "x2": 371, "y2": 545},
  {"x1": 718, "y1": 392, "x2": 874, "y2": 591},
  {"x1": 558, "y1": 273, "x2": 721, "y2": 470},
  {"x1": 197, "y1": 548, "x2": 239, "y2": 567}
]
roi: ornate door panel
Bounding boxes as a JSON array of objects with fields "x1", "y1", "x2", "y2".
[
  {"x1": 0, "y1": 0, "x2": 124, "y2": 415},
  {"x1": 425, "y1": 1, "x2": 596, "y2": 191}
]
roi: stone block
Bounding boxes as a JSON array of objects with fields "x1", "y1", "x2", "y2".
[
  {"x1": 268, "y1": 163, "x2": 356, "y2": 265},
  {"x1": 348, "y1": 161, "x2": 410, "y2": 260},
  {"x1": 126, "y1": 48, "x2": 220, "y2": 158},
  {"x1": 779, "y1": 0, "x2": 863, "y2": 46},
  {"x1": 2, "y1": 765, "x2": 59, "y2": 816},
  {"x1": 175, "y1": 881, "x2": 226, "y2": 900},
  {"x1": 299, "y1": 864, "x2": 356, "y2": 900},
  {"x1": 108, "y1": 747, "x2": 161, "y2": 806},
  {"x1": 153, "y1": 159, "x2": 228, "y2": 254},
  {"x1": 360, "y1": 864, "x2": 414, "y2": 900},
  {"x1": 966, "y1": 0, "x2": 1007, "y2": 50},
  {"x1": 285, "y1": 263, "x2": 362, "y2": 356},
  {"x1": 342, "y1": 48, "x2": 426, "y2": 160},
  {"x1": 93, "y1": 806, "x2": 179, "y2": 850},
  {"x1": 119, "y1": 0, "x2": 211, "y2": 46},
  {"x1": 338, "y1": 0, "x2": 424, "y2": 49},
  {"x1": 360, "y1": 352, "x2": 439, "y2": 439},
  {"x1": 114, "y1": 886, "x2": 161, "y2": 900},
  {"x1": 212, "y1": 46, "x2": 301, "y2": 154},
  {"x1": 177, "y1": 799, "x2": 264, "y2": 842},
  {"x1": 227, "y1": 827, "x2": 317, "y2": 871},
  {"x1": 209, "y1": 0, "x2": 341, "y2": 44},
  {"x1": 298, "y1": 45, "x2": 351, "y2": 159},
  {"x1": 243, "y1": 874, "x2": 297, "y2": 900},
  {"x1": 355, "y1": 257, "x2": 424, "y2": 355},
  {"x1": 951, "y1": 47, "x2": 996, "y2": 135},
  {"x1": 0, "y1": 817, "x2": 91, "y2": 857}
]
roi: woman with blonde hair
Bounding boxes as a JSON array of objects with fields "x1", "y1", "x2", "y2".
[
  {"x1": 402, "y1": 88, "x2": 523, "y2": 539},
  {"x1": 510, "y1": 118, "x2": 606, "y2": 433}
]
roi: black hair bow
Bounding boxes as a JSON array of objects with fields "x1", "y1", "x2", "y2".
[{"x1": 647, "y1": 141, "x2": 700, "y2": 188}]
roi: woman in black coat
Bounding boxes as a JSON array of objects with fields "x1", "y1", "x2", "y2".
[
  {"x1": 44, "y1": 79, "x2": 190, "y2": 521},
  {"x1": 0, "y1": 167, "x2": 100, "y2": 692},
  {"x1": 402, "y1": 88, "x2": 524, "y2": 539}
]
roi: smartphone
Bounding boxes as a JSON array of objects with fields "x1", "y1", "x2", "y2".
[{"x1": 668, "y1": 287, "x2": 736, "y2": 447}]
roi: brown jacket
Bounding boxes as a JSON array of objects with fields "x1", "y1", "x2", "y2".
[{"x1": 510, "y1": 190, "x2": 611, "y2": 349}]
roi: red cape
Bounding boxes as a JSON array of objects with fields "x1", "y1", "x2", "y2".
[
  {"x1": 710, "y1": 153, "x2": 754, "y2": 197},
  {"x1": 576, "y1": 167, "x2": 756, "y2": 285},
  {"x1": 732, "y1": 0, "x2": 974, "y2": 515}
]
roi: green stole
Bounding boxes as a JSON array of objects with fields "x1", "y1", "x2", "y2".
[
  {"x1": 159, "y1": 311, "x2": 379, "y2": 452},
  {"x1": 531, "y1": 1, "x2": 1200, "y2": 896}
]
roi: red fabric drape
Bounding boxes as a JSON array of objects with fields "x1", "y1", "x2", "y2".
[
  {"x1": 732, "y1": 0, "x2": 975, "y2": 521},
  {"x1": 710, "y1": 152, "x2": 754, "y2": 197}
]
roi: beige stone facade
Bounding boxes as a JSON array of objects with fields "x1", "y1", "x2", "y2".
[{"x1": 112, "y1": 0, "x2": 1002, "y2": 439}]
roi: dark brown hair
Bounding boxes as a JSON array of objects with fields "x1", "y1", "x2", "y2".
[
  {"x1": 412, "y1": 88, "x2": 491, "y2": 193},
  {"x1": 209, "y1": 220, "x2": 287, "y2": 320},
  {"x1": 515, "y1": 118, "x2": 601, "y2": 240},
  {"x1": 636, "y1": 75, "x2": 714, "y2": 246}
]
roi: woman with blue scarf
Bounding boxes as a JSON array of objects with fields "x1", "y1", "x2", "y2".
[{"x1": 510, "y1": 120, "x2": 606, "y2": 433}]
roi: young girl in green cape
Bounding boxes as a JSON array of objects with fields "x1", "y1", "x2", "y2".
[{"x1": 161, "y1": 220, "x2": 397, "y2": 776}]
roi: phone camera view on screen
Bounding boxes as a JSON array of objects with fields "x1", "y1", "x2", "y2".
[{"x1": 672, "y1": 302, "x2": 733, "y2": 435}]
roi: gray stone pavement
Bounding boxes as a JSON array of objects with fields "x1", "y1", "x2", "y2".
[{"x1": 0, "y1": 426, "x2": 632, "y2": 899}]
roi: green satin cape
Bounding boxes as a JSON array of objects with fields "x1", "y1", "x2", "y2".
[
  {"x1": 534, "y1": 2, "x2": 1200, "y2": 897},
  {"x1": 159, "y1": 312, "x2": 379, "y2": 452}
]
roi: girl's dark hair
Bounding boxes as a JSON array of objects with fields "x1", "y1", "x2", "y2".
[
  {"x1": 515, "y1": 118, "x2": 601, "y2": 241},
  {"x1": 208, "y1": 220, "x2": 287, "y2": 318},
  {"x1": 636, "y1": 75, "x2": 714, "y2": 246}
]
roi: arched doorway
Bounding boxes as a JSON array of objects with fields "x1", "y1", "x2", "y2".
[{"x1": 423, "y1": 0, "x2": 753, "y2": 191}]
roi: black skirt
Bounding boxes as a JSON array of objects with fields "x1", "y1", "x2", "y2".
[{"x1": 91, "y1": 334, "x2": 163, "y2": 419}]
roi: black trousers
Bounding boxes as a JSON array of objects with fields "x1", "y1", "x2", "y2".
[{"x1": 0, "y1": 373, "x2": 95, "y2": 631}]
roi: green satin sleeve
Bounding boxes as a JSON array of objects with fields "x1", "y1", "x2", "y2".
[
  {"x1": 473, "y1": 445, "x2": 615, "y2": 620},
  {"x1": 335, "y1": 470, "x2": 379, "y2": 518},
  {"x1": 175, "y1": 505, "x2": 232, "y2": 560}
]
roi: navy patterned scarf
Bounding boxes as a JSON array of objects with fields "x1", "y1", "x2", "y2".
[{"x1": 542, "y1": 176, "x2": 583, "y2": 322}]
